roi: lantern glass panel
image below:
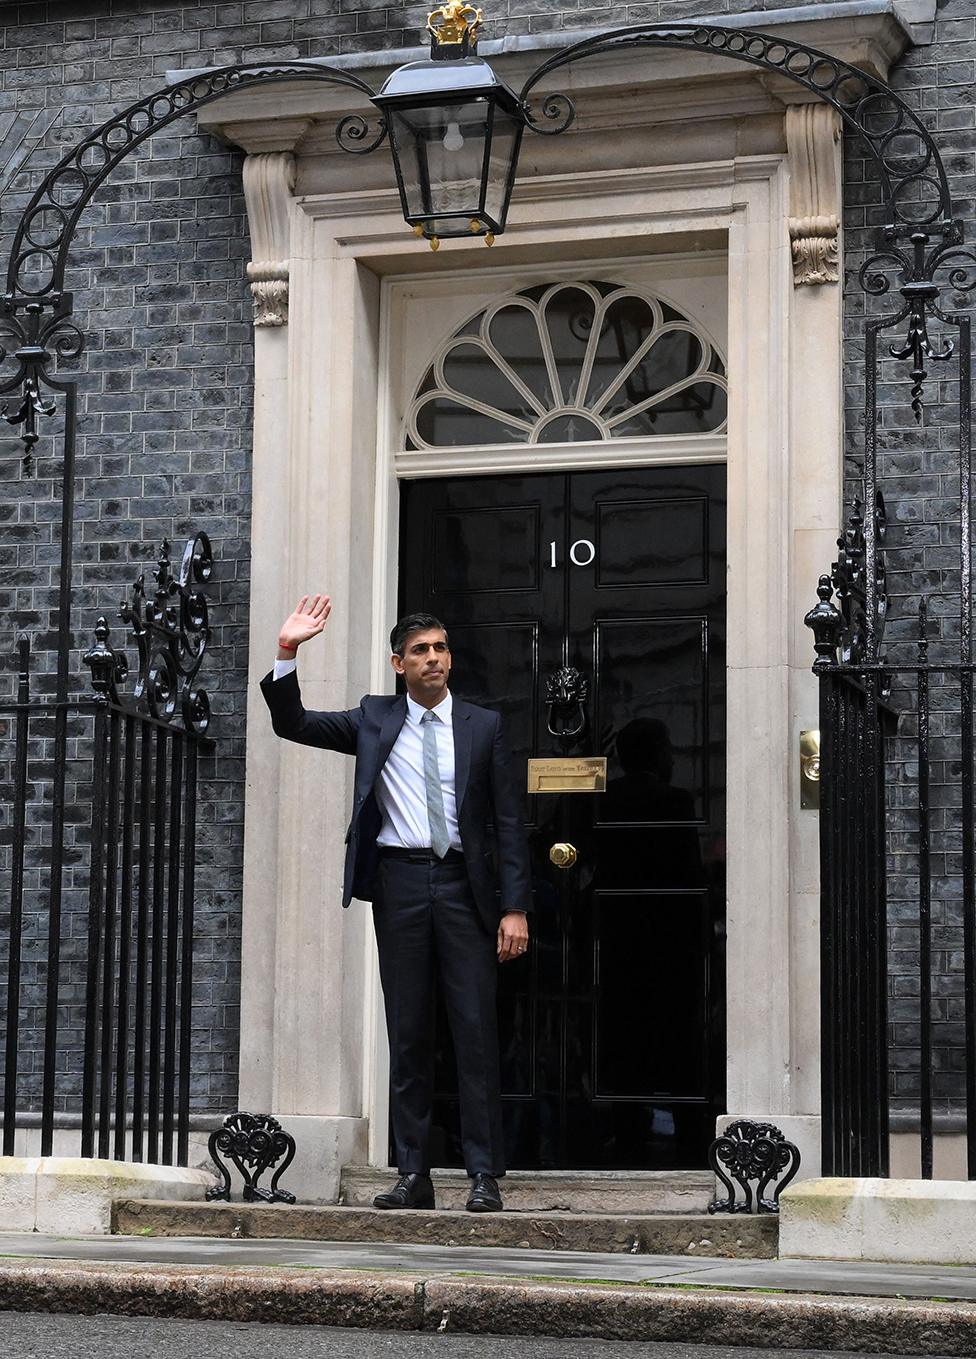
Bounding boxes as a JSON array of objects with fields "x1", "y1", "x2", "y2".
[
  {"x1": 389, "y1": 99, "x2": 490, "y2": 234},
  {"x1": 483, "y1": 106, "x2": 522, "y2": 230}
]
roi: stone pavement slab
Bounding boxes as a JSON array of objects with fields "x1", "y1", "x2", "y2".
[{"x1": 2, "y1": 1231, "x2": 976, "y2": 1301}]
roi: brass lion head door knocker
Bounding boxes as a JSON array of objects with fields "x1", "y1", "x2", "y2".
[{"x1": 545, "y1": 665, "x2": 588, "y2": 740}]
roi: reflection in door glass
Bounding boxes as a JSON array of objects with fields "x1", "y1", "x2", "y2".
[
  {"x1": 442, "y1": 621, "x2": 537, "y2": 767},
  {"x1": 596, "y1": 619, "x2": 709, "y2": 825}
]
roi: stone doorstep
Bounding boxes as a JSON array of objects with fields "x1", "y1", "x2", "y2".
[
  {"x1": 113, "y1": 1199, "x2": 778, "y2": 1258},
  {"x1": 340, "y1": 1166, "x2": 714, "y2": 1214}
]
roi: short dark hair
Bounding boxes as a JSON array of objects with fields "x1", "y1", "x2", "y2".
[{"x1": 390, "y1": 612, "x2": 448, "y2": 657}]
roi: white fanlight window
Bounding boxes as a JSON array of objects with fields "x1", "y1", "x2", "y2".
[{"x1": 404, "y1": 279, "x2": 727, "y2": 451}]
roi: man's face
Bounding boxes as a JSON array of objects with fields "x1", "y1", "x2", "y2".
[{"x1": 392, "y1": 627, "x2": 452, "y2": 704}]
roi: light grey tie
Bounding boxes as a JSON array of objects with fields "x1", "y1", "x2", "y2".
[{"x1": 421, "y1": 710, "x2": 451, "y2": 859}]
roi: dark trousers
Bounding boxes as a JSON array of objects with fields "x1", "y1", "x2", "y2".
[{"x1": 372, "y1": 854, "x2": 505, "y2": 1177}]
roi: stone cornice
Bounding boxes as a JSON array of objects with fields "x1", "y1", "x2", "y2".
[{"x1": 186, "y1": 2, "x2": 922, "y2": 155}]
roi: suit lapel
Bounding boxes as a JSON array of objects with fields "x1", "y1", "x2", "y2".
[
  {"x1": 452, "y1": 699, "x2": 473, "y2": 811},
  {"x1": 373, "y1": 696, "x2": 408, "y2": 785}
]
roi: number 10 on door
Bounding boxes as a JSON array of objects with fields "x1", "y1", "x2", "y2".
[{"x1": 549, "y1": 539, "x2": 595, "y2": 568}]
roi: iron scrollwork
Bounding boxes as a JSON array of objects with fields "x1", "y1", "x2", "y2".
[
  {"x1": 206, "y1": 1112, "x2": 297, "y2": 1205},
  {"x1": 519, "y1": 24, "x2": 953, "y2": 236},
  {"x1": 0, "y1": 297, "x2": 84, "y2": 476},
  {"x1": 805, "y1": 494, "x2": 888, "y2": 669},
  {"x1": 708, "y1": 1119, "x2": 801, "y2": 1215},
  {"x1": 545, "y1": 665, "x2": 588, "y2": 739},
  {"x1": 335, "y1": 113, "x2": 389, "y2": 155},
  {"x1": 83, "y1": 533, "x2": 213, "y2": 734},
  {"x1": 859, "y1": 229, "x2": 973, "y2": 421},
  {"x1": 523, "y1": 92, "x2": 576, "y2": 136},
  {"x1": 1, "y1": 61, "x2": 390, "y2": 468},
  {"x1": 5, "y1": 62, "x2": 383, "y2": 306},
  {"x1": 518, "y1": 23, "x2": 961, "y2": 416}
]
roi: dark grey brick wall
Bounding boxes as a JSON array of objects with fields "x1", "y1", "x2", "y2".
[
  {"x1": 840, "y1": 1, "x2": 975, "y2": 1120},
  {"x1": 0, "y1": 0, "x2": 969, "y2": 1131},
  {"x1": 0, "y1": 0, "x2": 262, "y2": 1118}
]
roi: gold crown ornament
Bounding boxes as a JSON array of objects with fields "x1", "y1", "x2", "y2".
[{"x1": 427, "y1": 1, "x2": 483, "y2": 50}]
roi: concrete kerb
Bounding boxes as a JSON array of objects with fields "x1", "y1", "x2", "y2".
[
  {"x1": 2, "y1": 1259, "x2": 976, "y2": 1353},
  {"x1": 424, "y1": 1278, "x2": 976, "y2": 1352},
  {"x1": 0, "y1": 1260, "x2": 425, "y2": 1330}
]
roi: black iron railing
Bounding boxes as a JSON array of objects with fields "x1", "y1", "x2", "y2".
[
  {"x1": 802, "y1": 35, "x2": 974, "y2": 1167},
  {"x1": 809, "y1": 310, "x2": 974, "y2": 1179},
  {"x1": 814, "y1": 647, "x2": 976, "y2": 1180},
  {"x1": 0, "y1": 536, "x2": 212, "y2": 1164},
  {"x1": 816, "y1": 664, "x2": 897, "y2": 1178}
]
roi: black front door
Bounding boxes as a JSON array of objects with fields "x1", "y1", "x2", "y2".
[{"x1": 399, "y1": 464, "x2": 726, "y2": 1169}]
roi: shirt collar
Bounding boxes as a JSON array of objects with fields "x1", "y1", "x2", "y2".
[{"x1": 406, "y1": 690, "x2": 452, "y2": 724}]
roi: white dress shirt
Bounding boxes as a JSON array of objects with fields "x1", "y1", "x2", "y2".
[{"x1": 272, "y1": 658, "x2": 462, "y2": 851}]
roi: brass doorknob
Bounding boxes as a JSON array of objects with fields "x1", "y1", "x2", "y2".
[{"x1": 549, "y1": 842, "x2": 577, "y2": 868}]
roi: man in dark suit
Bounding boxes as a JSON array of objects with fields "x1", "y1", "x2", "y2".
[{"x1": 261, "y1": 593, "x2": 531, "y2": 1213}]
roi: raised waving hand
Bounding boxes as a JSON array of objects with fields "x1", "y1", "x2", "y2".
[{"x1": 277, "y1": 593, "x2": 332, "y2": 658}]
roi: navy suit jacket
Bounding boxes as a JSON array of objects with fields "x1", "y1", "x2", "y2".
[{"x1": 260, "y1": 670, "x2": 533, "y2": 933}]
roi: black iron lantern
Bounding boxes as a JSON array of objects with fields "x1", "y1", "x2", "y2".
[{"x1": 372, "y1": 2, "x2": 524, "y2": 249}]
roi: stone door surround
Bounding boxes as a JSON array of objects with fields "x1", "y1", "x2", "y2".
[{"x1": 191, "y1": 16, "x2": 877, "y2": 1191}]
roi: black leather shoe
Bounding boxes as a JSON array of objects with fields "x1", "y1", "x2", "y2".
[
  {"x1": 466, "y1": 1173, "x2": 503, "y2": 1213},
  {"x1": 373, "y1": 1172, "x2": 435, "y2": 1210}
]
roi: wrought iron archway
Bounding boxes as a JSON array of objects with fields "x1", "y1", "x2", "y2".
[
  {"x1": 2, "y1": 26, "x2": 966, "y2": 679},
  {"x1": 0, "y1": 20, "x2": 972, "y2": 1171}
]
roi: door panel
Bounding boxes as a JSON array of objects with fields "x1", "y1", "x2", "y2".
[
  {"x1": 595, "y1": 497, "x2": 709, "y2": 588},
  {"x1": 592, "y1": 890, "x2": 711, "y2": 1099},
  {"x1": 593, "y1": 617, "x2": 712, "y2": 827},
  {"x1": 442, "y1": 622, "x2": 540, "y2": 782},
  {"x1": 399, "y1": 464, "x2": 726, "y2": 1169},
  {"x1": 431, "y1": 504, "x2": 542, "y2": 595}
]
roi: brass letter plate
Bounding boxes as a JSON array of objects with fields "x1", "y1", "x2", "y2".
[{"x1": 527, "y1": 757, "x2": 607, "y2": 794}]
